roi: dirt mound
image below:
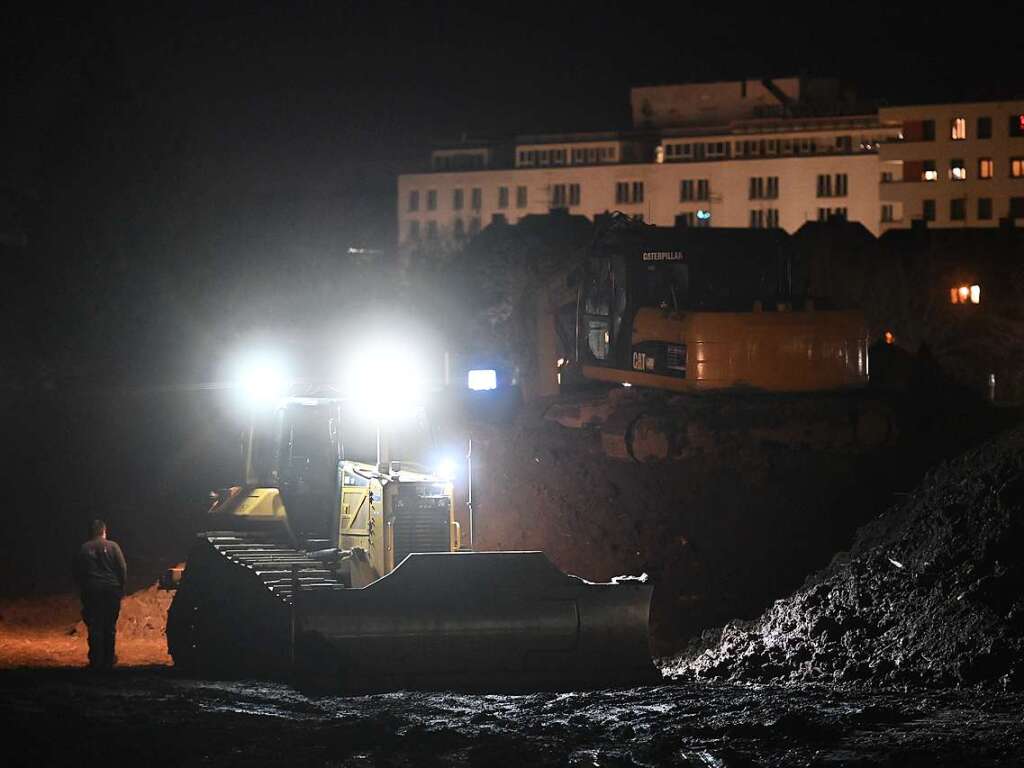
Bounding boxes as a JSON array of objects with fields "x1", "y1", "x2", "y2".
[
  {"x1": 0, "y1": 582, "x2": 173, "y2": 668},
  {"x1": 0, "y1": 581, "x2": 174, "y2": 639},
  {"x1": 664, "y1": 426, "x2": 1024, "y2": 688}
]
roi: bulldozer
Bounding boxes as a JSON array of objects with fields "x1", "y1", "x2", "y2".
[{"x1": 164, "y1": 383, "x2": 655, "y2": 692}]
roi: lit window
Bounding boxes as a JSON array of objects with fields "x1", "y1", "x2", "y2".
[
  {"x1": 950, "y1": 159, "x2": 966, "y2": 181},
  {"x1": 923, "y1": 161, "x2": 938, "y2": 182},
  {"x1": 951, "y1": 117, "x2": 966, "y2": 140},
  {"x1": 951, "y1": 285, "x2": 981, "y2": 304},
  {"x1": 979, "y1": 158, "x2": 994, "y2": 179},
  {"x1": 1012, "y1": 158, "x2": 1024, "y2": 178}
]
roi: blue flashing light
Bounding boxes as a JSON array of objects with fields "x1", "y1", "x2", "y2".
[{"x1": 467, "y1": 369, "x2": 497, "y2": 391}]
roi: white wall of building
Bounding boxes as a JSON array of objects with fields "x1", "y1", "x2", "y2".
[
  {"x1": 398, "y1": 150, "x2": 887, "y2": 245},
  {"x1": 398, "y1": 87, "x2": 1023, "y2": 247}
]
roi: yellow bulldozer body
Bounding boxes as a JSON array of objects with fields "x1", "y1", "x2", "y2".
[{"x1": 166, "y1": 398, "x2": 654, "y2": 691}]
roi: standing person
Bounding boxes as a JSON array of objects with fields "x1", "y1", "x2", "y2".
[{"x1": 72, "y1": 520, "x2": 127, "y2": 670}]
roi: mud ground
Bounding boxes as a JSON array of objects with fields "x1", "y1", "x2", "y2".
[
  {"x1": 3, "y1": 596, "x2": 1020, "y2": 766},
  {"x1": 2, "y1": 666, "x2": 1022, "y2": 767}
]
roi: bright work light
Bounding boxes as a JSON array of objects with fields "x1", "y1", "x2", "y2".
[
  {"x1": 340, "y1": 337, "x2": 428, "y2": 422},
  {"x1": 436, "y1": 457, "x2": 457, "y2": 481},
  {"x1": 236, "y1": 353, "x2": 290, "y2": 408},
  {"x1": 467, "y1": 369, "x2": 497, "y2": 391}
]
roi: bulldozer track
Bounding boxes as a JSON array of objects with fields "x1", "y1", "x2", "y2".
[
  {"x1": 166, "y1": 530, "x2": 348, "y2": 673},
  {"x1": 199, "y1": 532, "x2": 347, "y2": 603}
]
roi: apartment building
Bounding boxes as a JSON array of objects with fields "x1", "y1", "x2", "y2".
[
  {"x1": 396, "y1": 79, "x2": 1019, "y2": 247},
  {"x1": 879, "y1": 101, "x2": 1024, "y2": 230}
]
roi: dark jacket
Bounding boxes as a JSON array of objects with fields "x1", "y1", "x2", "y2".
[{"x1": 73, "y1": 537, "x2": 127, "y2": 595}]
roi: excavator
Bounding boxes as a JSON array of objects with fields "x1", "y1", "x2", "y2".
[
  {"x1": 164, "y1": 378, "x2": 655, "y2": 692},
  {"x1": 559, "y1": 216, "x2": 869, "y2": 393}
]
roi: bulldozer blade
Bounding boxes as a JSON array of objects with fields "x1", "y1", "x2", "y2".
[{"x1": 294, "y1": 551, "x2": 656, "y2": 692}]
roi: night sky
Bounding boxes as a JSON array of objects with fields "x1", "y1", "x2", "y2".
[{"x1": 2, "y1": 1, "x2": 1021, "y2": 389}]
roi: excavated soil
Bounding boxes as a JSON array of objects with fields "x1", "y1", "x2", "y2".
[
  {"x1": 665, "y1": 426, "x2": 1024, "y2": 688},
  {"x1": 465, "y1": 389, "x2": 1003, "y2": 655}
]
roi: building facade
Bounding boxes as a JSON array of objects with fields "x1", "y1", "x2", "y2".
[
  {"x1": 879, "y1": 101, "x2": 1024, "y2": 230},
  {"x1": 397, "y1": 79, "x2": 1024, "y2": 247}
]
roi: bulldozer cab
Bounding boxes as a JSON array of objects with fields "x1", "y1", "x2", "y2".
[{"x1": 238, "y1": 396, "x2": 458, "y2": 575}]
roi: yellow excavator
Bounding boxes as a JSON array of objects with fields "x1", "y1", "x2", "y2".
[
  {"x1": 165, "y1": 384, "x2": 654, "y2": 692},
  {"x1": 557, "y1": 216, "x2": 869, "y2": 394}
]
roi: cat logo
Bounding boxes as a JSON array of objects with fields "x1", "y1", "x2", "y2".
[{"x1": 632, "y1": 352, "x2": 647, "y2": 371}]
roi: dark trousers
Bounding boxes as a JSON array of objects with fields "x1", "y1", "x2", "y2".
[{"x1": 81, "y1": 589, "x2": 122, "y2": 669}]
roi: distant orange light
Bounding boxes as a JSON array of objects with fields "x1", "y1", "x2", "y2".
[
  {"x1": 958, "y1": 286, "x2": 970, "y2": 302},
  {"x1": 884, "y1": 331, "x2": 895, "y2": 345}
]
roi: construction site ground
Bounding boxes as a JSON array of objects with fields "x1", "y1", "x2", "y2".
[
  {"x1": 4, "y1": 387, "x2": 1023, "y2": 765},
  {"x1": 2, "y1": 576, "x2": 1020, "y2": 766},
  {"x1": 1, "y1": 664, "x2": 1022, "y2": 767}
]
